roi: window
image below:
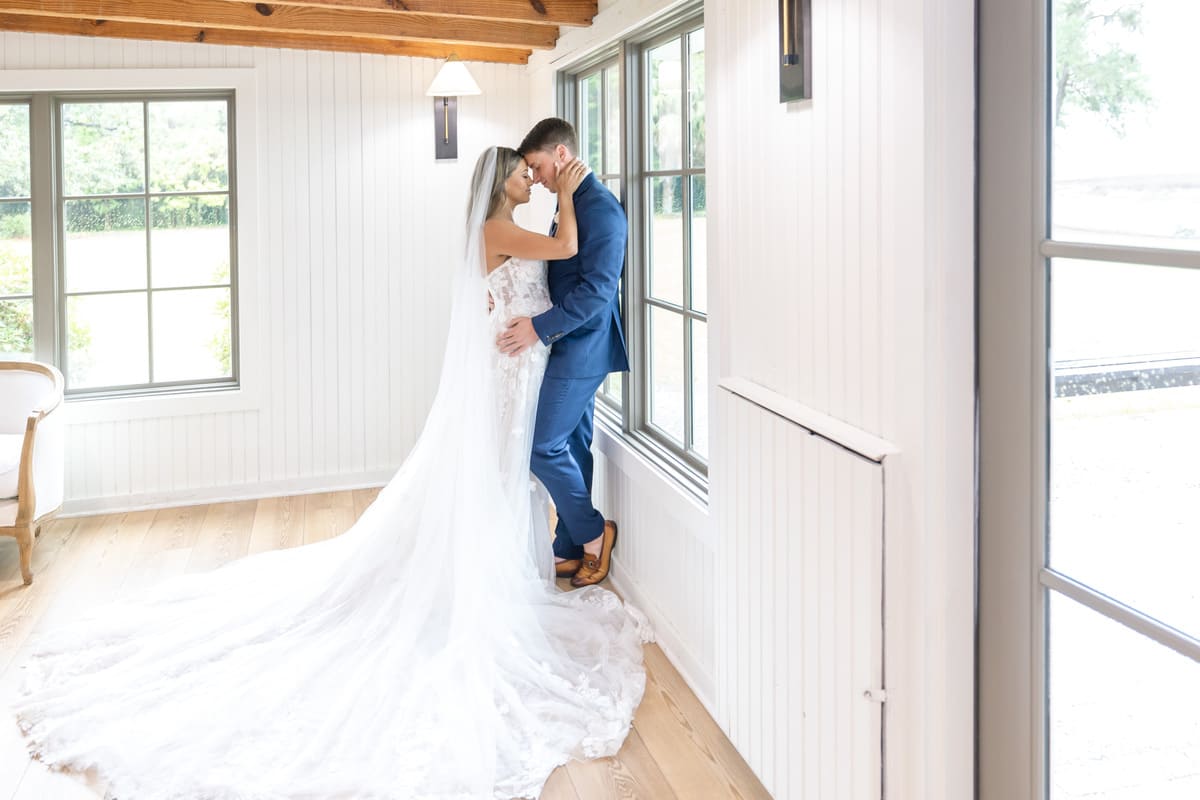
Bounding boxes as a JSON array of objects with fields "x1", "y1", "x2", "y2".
[
  {"x1": 563, "y1": 9, "x2": 707, "y2": 488},
  {"x1": 0, "y1": 91, "x2": 238, "y2": 398}
]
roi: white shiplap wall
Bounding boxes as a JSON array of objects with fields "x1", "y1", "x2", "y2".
[
  {"x1": 715, "y1": 385, "x2": 883, "y2": 800},
  {"x1": 709, "y1": 0, "x2": 976, "y2": 798},
  {"x1": 530, "y1": 0, "x2": 976, "y2": 799},
  {"x1": 0, "y1": 32, "x2": 532, "y2": 511}
]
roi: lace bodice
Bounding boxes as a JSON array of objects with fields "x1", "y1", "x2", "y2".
[{"x1": 487, "y1": 256, "x2": 551, "y2": 320}]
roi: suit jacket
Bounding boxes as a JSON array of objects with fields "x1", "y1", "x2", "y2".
[{"x1": 531, "y1": 172, "x2": 630, "y2": 379}]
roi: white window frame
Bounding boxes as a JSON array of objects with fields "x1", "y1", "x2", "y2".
[
  {"x1": 0, "y1": 68, "x2": 261, "y2": 424},
  {"x1": 559, "y1": 5, "x2": 708, "y2": 499},
  {"x1": 979, "y1": 2, "x2": 1200, "y2": 798}
]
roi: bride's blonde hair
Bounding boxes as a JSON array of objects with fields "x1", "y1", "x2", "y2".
[{"x1": 468, "y1": 146, "x2": 525, "y2": 223}]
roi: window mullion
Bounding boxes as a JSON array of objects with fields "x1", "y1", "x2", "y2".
[
  {"x1": 29, "y1": 94, "x2": 56, "y2": 364},
  {"x1": 623, "y1": 39, "x2": 644, "y2": 436},
  {"x1": 680, "y1": 34, "x2": 694, "y2": 452},
  {"x1": 143, "y1": 100, "x2": 154, "y2": 384}
]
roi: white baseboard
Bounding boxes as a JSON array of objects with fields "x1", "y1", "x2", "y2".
[
  {"x1": 61, "y1": 470, "x2": 396, "y2": 517},
  {"x1": 610, "y1": 556, "x2": 717, "y2": 718}
]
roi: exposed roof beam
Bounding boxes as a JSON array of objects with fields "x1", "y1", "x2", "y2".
[
  {"x1": 0, "y1": 12, "x2": 532, "y2": 63},
  {"x1": 0, "y1": 0, "x2": 559, "y2": 50},
  {"x1": 217, "y1": 0, "x2": 597, "y2": 28}
]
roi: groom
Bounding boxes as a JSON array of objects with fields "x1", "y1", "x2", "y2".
[{"x1": 497, "y1": 118, "x2": 629, "y2": 588}]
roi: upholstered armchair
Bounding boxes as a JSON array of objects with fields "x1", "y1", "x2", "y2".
[{"x1": 0, "y1": 362, "x2": 66, "y2": 585}]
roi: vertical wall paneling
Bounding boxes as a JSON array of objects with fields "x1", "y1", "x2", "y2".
[
  {"x1": 1, "y1": 32, "x2": 530, "y2": 512},
  {"x1": 716, "y1": 386, "x2": 885, "y2": 800}
]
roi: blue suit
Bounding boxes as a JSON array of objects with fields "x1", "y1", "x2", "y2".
[{"x1": 530, "y1": 173, "x2": 629, "y2": 559}]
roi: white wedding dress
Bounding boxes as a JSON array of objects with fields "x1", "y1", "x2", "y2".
[{"x1": 11, "y1": 150, "x2": 652, "y2": 800}]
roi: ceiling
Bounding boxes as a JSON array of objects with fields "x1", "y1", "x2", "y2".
[{"x1": 0, "y1": 0, "x2": 599, "y2": 64}]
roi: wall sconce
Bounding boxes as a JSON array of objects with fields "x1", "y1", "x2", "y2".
[
  {"x1": 426, "y1": 57, "x2": 481, "y2": 160},
  {"x1": 779, "y1": 0, "x2": 813, "y2": 101}
]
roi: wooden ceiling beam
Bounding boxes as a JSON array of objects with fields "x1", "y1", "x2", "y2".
[
  {"x1": 0, "y1": 13, "x2": 532, "y2": 63},
  {"x1": 0, "y1": 0, "x2": 560, "y2": 50},
  {"x1": 216, "y1": 0, "x2": 598, "y2": 28}
]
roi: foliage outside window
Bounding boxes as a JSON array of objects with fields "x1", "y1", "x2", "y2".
[{"x1": 0, "y1": 102, "x2": 33, "y2": 360}]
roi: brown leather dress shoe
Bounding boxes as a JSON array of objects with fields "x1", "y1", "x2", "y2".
[
  {"x1": 555, "y1": 559, "x2": 582, "y2": 578},
  {"x1": 570, "y1": 520, "x2": 618, "y2": 587}
]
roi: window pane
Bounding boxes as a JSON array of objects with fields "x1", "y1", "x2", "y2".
[
  {"x1": 688, "y1": 29, "x2": 706, "y2": 168},
  {"x1": 148, "y1": 100, "x2": 229, "y2": 193},
  {"x1": 603, "y1": 371, "x2": 624, "y2": 409},
  {"x1": 152, "y1": 288, "x2": 233, "y2": 381},
  {"x1": 647, "y1": 39, "x2": 683, "y2": 171},
  {"x1": 64, "y1": 198, "x2": 147, "y2": 293},
  {"x1": 0, "y1": 298, "x2": 33, "y2": 359},
  {"x1": 691, "y1": 175, "x2": 707, "y2": 313},
  {"x1": 1048, "y1": 592, "x2": 1200, "y2": 800},
  {"x1": 1051, "y1": 2, "x2": 1200, "y2": 249},
  {"x1": 1050, "y1": 258, "x2": 1200, "y2": 637},
  {"x1": 62, "y1": 102, "x2": 145, "y2": 196},
  {"x1": 579, "y1": 72, "x2": 602, "y2": 170},
  {"x1": 605, "y1": 178, "x2": 621, "y2": 199},
  {"x1": 0, "y1": 104, "x2": 30, "y2": 199},
  {"x1": 649, "y1": 306, "x2": 685, "y2": 443},
  {"x1": 67, "y1": 293, "x2": 149, "y2": 389},
  {"x1": 151, "y1": 195, "x2": 231, "y2": 288},
  {"x1": 0, "y1": 202, "x2": 32, "y2": 295},
  {"x1": 604, "y1": 65, "x2": 621, "y2": 175},
  {"x1": 691, "y1": 319, "x2": 708, "y2": 458},
  {"x1": 649, "y1": 175, "x2": 684, "y2": 305}
]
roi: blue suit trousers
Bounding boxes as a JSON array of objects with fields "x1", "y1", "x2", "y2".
[{"x1": 531, "y1": 374, "x2": 607, "y2": 560}]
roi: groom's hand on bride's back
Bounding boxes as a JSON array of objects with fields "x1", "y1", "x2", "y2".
[{"x1": 497, "y1": 317, "x2": 539, "y2": 356}]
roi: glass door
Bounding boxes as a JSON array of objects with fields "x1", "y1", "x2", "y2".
[{"x1": 1044, "y1": 2, "x2": 1200, "y2": 797}]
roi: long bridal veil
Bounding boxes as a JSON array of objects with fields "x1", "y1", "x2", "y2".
[{"x1": 11, "y1": 147, "x2": 650, "y2": 800}]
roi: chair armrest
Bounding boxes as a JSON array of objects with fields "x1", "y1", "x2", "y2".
[
  {"x1": 30, "y1": 368, "x2": 64, "y2": 420},
  {"x1": 17, "y1": 402, "x2": 66, "y2": 525}
]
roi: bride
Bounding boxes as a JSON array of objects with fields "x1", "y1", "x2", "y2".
[{"x1": 11, "y1": 146, "x2": 651, "y2": 800}]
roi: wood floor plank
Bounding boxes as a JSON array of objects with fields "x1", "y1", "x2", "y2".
[
  {"x1": 351, "y1": 487, "x2": 381, "y2": 518},
  {"x1": 186, "y1": 500, "x2": 257, "y2": 573},
  {"x1": 303, "y1": 492, "x2": 356, "y2": 544},
  {"x1": 631, "y1": 666, "x2": 739, "y2": 799},
  {"x1": 138, "y1": 503, "x2": 208, "y2": 554},
  {"x1": 247, "y1": 495, "x2": 305, "y2": 554},
  {"x1": 565, "y1": 728, "x2": 678, "y2": 800},
  {"x1": 641, "y1": 646, "x2": 772, "y2": 798},
  {"x1": 79, "y1": 510, "x2": 157, "y2": 598},
  {"x1": 538, "y1": 766, "x2": 581, "y2": 800}
]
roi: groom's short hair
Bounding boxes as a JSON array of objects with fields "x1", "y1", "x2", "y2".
[{"x1": 518, "y1": 118, "x2": 578, "y2": 157}]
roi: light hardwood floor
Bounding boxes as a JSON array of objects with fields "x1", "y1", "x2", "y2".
[{"x1": 0, "y1": 491, "x2": 772, "y2": 800}]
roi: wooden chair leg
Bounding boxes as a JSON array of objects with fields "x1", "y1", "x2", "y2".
[{"x1": 16, "y1": 525, "x2": 34, "y2": 585}]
